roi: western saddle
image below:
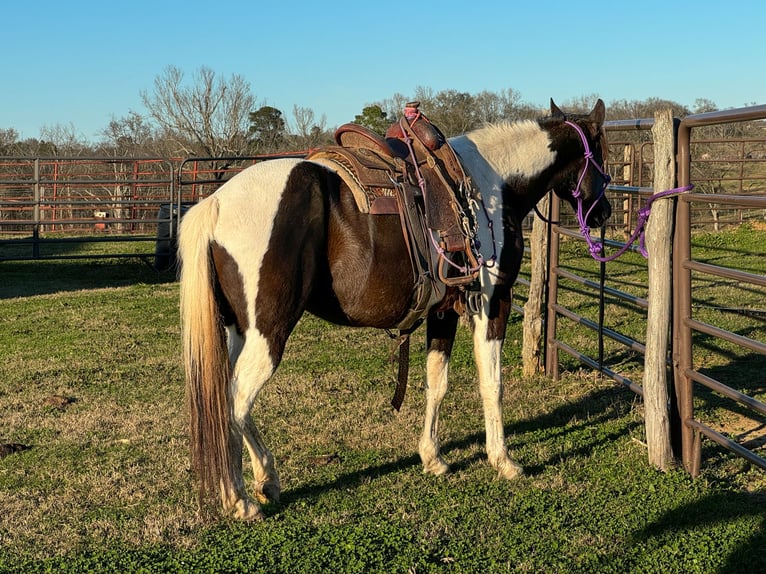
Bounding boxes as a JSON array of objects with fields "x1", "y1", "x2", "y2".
[
  {"x1": 307, "y1": 102, "x2": 482, "y2": 334},
  {"x1": 307, "y1": 103, "x2": 487, "y2": 410}
]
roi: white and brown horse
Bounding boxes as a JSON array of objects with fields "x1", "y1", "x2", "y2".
[{"x1": 178, "y1": 99, "x2": 611, "y2": 519}]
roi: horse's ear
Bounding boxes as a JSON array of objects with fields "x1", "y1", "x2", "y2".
[
  {"x1": 550, "y1": 99, "x2": 565, "y2": 119},
  {"x1": 589, "y1": 99, "x2": 606, "y2": 124}
]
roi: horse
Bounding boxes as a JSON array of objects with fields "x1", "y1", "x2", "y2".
[{"x1": 178, "y1": 99, "x2": 612, "y2": 520}]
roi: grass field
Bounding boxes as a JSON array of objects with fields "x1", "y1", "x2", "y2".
[{"x1": 0, "y1": 237, "x2": 765, "y2": 573}]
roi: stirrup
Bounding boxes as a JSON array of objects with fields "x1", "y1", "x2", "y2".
[{"x1": 466, "y1": 290, "x2": 483, "y2": 315}]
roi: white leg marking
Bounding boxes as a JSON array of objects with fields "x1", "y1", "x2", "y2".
[
  {"x1": 230, "y1": 329, "x2": 280, "y2": 513},
  {"x1": 473, "y1": 313, "x2": 523, "y2": 480},
  {"x1": 419, "y1": 349, "x2": 451, "y2": 476}
]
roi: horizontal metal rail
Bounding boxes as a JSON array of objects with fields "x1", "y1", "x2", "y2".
[
  {"x1": 553, "y1": 339, "x2": 644, "y2": 397},
  {"x1": 553, "y1": 304, "x2": 647, "y2": 354},
  {"x1": 686, "y1": 419, "x2": 766, "y2": 472},
  {"x1": 684, "y1": 318, "x2": 766, "y2": 355},
  {"x1": 685, "y1": 369, "x2": 766, "y2": 416},
  {"x1": 555, "y1": 267, "x2": 648, "y2": 309}
]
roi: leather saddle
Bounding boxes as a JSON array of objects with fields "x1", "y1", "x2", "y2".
[{"x1": 307, "y1": 103, "x2": 481, "y2": 324}]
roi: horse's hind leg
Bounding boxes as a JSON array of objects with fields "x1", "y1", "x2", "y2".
[
  {"x1": 227, "y1": 327, "x2": 281, "y2": 517},
  {"x1": 419, "y1": 311, "x2": 459, "y2": 476}
]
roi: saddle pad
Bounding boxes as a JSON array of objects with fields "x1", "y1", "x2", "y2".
[{"x1": 308, "y1": 147, "x2": 403, "y2": 215}]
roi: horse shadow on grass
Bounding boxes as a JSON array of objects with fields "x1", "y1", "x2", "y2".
[
  {"x1": 0, "y1": 259, "x2": 176, "y2": 298},
  {"x1": 632, "y1": 489, "x2": 766, "y2": 573},
  {"x1": 274, "y1": 384, "x2": 636, "y2": 510}
]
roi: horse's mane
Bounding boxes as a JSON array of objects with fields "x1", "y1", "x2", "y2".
[{"x1": 460, "y1": 119, "x2": 555, "y2": 181}]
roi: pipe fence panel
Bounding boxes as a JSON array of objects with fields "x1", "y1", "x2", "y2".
[
  {"x1": 544, "y1": 104, "x2": 766, "y2": 476},
  {"x1": 0, "y1": 157, "x2": 175, "y2": 262},
  {"x1": 675, "y1": 105, "x2": 766, "y2": 475}
]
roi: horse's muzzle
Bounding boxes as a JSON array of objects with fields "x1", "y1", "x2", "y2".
[{"x1": 586, "y1": 197, "x2": 612, "y2": 228}]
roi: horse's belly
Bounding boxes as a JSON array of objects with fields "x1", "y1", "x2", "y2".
[
  {"x1": 307, "y1": 260, "x2": 414, "y2": 328},
  {"x1": 308, "y1": 213, "x2": 415, "y2": 329}
]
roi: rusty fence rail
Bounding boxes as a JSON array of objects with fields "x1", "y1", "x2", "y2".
[{"x1": 0, "y1": 157, "x2": 175, "y2": 263}]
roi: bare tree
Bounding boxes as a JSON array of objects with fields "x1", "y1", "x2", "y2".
[
  {"x1": 40, "y1": 123, "x2": 90, "y2": 156},
  {"x1": 290, "y1": 105, "x2": 331, "y2": 150},
  {"x1": 473, "y1": 88, "x2": 527, "y2": 124},
  {"x1": 97, "y1": 111, "x2": 155, "y2": 157},
  {"x1": 140, "y1": 65, "x2": 255, "y2": 157},
  {"x1": 377, "y1": 87, "x2": 534, "y2": 136},
  {"x1": 0, "y1": 128, "x2": 19, "y2": 152},
  {"x1": 378, "y1": 92, "x2": 411, "y2": 121}
]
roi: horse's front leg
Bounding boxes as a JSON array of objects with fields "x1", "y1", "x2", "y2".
[
  {"x1": 472, "y1": 297, "x2": 524, "y2": 479},
  {"x1": 419, "y1": 310, "x2": 459, "y2": 476}
]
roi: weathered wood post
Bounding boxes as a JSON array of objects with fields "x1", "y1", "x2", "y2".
[
  {"x1": 522, "y1": 194, "x2": 549, "y2": 376},
  {"x1": 643, "y1": 109, "x2": 676, "y2": 470}
]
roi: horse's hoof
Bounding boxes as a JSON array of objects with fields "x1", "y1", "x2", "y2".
[
  {"x1": 231, "y1": 498, "x2": 265, "y2": 521},
  {"x1": 255, "y1": 480, "x2": 281, "y2": 504},
  {"x1": 497, "y1": 459, "x2": 524, "y2": 480},
  {"x1": 422, "y1": 458, "x2": 451, "y2": 477}
]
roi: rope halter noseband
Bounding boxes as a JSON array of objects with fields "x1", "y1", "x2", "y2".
[{"x1": 563, "y1": 120, "x2": 612, "y2": 258}]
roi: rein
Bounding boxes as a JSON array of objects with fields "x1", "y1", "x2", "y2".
[{"x1": 561, "y1": 119, "x2": 693, "y2": 263}]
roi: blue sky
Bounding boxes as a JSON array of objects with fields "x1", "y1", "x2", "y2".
[{"x1": 2, "y1": 0, "x2": 763, "y2": 141}]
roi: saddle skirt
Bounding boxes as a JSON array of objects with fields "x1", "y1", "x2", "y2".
[{"x1": 308, "y1": 145, "x2": 403, "y2": 215}]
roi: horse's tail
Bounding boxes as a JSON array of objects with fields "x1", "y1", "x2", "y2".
[{"x1": 178, "y1": 196, "x2": 233, "y2": 510}]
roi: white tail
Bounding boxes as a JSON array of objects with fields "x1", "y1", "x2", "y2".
[{"x1": 177, "y1": 196, "x2": 235, "y2": 508}]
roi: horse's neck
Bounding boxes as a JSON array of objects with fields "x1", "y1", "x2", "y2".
[{"x1": 450, "y1": 130, "x2": 553, "y2": 221}]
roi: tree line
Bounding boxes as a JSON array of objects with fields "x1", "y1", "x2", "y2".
[{"x1": 0, "y1": 65, "x2": 762, "y2": 159}]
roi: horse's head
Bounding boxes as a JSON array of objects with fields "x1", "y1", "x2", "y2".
[{"x1": 547, "y1": 98, "x2": 612, "y2": 228}]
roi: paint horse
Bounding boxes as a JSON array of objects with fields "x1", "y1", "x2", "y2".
[{"x1": 178, "y1": 99, "x2": 611, "y2": 519}]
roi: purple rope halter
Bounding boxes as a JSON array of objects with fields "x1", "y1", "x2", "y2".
[{"x1": 564, "y1": 120, "x2": 694, "y2": 262}]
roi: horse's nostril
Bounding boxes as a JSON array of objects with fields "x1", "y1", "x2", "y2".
[{"x1": 588, "y1": 202, "x2": 612, "y2": 228}]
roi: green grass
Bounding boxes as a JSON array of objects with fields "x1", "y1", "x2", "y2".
[
  {"x1": 528, "y1": 223, "x2": 766, "y2": 388},
  {"x1": 0, "y1": 248, "x2": 765, "y2": 573}
]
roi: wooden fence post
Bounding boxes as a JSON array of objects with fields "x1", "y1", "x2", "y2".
[
  {"x1": 522, "y1": 194, "x2": 549, "y2": 376},
  {"x1": 644, "y1": 109, "x2": 676, "y2": 470}
]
